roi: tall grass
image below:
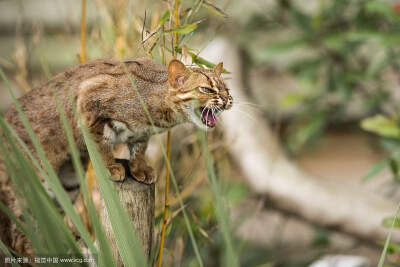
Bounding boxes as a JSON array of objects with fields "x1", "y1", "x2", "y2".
[
  {"x1": 378, "y1": 205, "x2": 400, "y2": 267},
  {"x1": 0, "y1": 68, "x2": 146, "y2": 266},
  {"x1": 0, "y1": 1, "x2": 237, "y2": 266}
]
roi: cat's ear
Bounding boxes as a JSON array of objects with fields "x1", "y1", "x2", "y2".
[
  {"x1": 214, "y1": 62, "x2": 223, "y2": 76},
  {"x1": 168, "y1": 60, "x2": 188, "y2": 88}
]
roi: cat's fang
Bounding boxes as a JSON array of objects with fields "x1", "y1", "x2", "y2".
[{"x1": 200, "y1": 107, "x2": 217, "y2": 127}]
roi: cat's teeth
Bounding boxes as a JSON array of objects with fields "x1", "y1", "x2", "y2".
[{"x1": 200, "y1": 107, "x2": 217, "y2": 127}]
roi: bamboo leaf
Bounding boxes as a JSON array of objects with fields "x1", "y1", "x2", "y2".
[
  {"x1": 190, "y1": 52, "x2": 230, "y2": 73},
  {"x1": 164, "y1": 23, "x2": 198, "y2": 34},
  {"x1": 157, "y1": 10, "x2": 170, "y2": 28},
  {"x1": 200, "y1": 1, "x2": 228, "y2": 18}
]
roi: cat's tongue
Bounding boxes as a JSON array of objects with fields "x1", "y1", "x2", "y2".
[{"x1": 201, "y1": 108, "x2": 217, "y2": 127}]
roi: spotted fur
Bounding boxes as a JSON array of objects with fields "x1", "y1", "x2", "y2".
[{"x1": 0, "y1": 57, "x2": 232, "y2": 256}]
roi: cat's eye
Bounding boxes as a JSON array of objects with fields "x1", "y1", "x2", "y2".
[{"x1": 199, "y1": 87, "x2": 215, "y2": 94}]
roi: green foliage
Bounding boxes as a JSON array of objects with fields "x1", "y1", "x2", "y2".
[
  {"x1": 164, "y1": 23, "x2": 199, "y2": 35},
  {"x1": 240, "y1": 0, "x2": 400, "y2": 154},
  {"x1": 361, "y1": 115, "x2": 400, "y2": 139},
  {"x1": 199, "y1": 1, "x2": 228, "y2": 18},
  {"x1": 378, "y1": 207, "x2": 400, "y2": 267},
  {"x1": 198, "y1": 131, "x2": 238, "y2": 267}
]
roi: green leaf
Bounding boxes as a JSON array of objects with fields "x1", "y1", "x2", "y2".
[
  {"x1": 281, "y1": 93, "x2": 308, "y2": 108},
  {"x1": 382, "y1": 216, "x2": 400, "y2": 228},
  {"x1": 379, "y1": 207, "x2": 400, "y2": 267},
  {"x1": 164, "y1": 23, "x2": 198, "y2": 34},
  {"x1": 200, "y1": 1, "x2": 228, "y2": 18},
  {"x1": 363, "y1": 158, "x2": 390, "y2": 182},
  {"x1": 390, "y1": 159, "x2": 400, "y2": 178},
  {"x1": 190, "y1": 52, "x2": 230, "y2": 73},
  {"x1": 360, "y1": 115, "x2": 400, "y2": 139},
  {"x1": 385, "y1": 242, "x2": 400, "y2": 254},
  {"x1": 157, "y1": 10, "x2": 170, "y2": 28}
]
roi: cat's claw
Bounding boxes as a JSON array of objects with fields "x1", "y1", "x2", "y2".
[{"x1": 129, "y1": 161, "x2": 156, "y2": 184}]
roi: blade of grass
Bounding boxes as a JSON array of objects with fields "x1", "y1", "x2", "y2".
[
  {"x1": 0, "y1": 115, "x2": 85, "y2": 255},
  {"x1": 378, "y1": 204, "x2": 400, "y2": 267},
  {"x1": 79, "y1": 122, "x2": 147, "y2": 267},
  {"x1": 158, "y1": 2, "x2": 180, "y2": 266},
  {"x1": 0, "y1": 239, "x2": 20, "y2": 267},
  {"x1": 55, "y1": 91, "x2": 115, "y2": 267},
  {"x1": 0, "y1": 201, "x2": 27, "y2": 237},
  {"x1": 0, "y1": 121, "x2": 83, "y2": 262},
  {"x1": 157, "y1": 10, "x2": 170, "y2": 28},
  {"x1": 121, "y1": 62, "x2": 204, "y2": 267},
  {"x1": 198, "y1": 131, "x2": 238, "y2": 267},
  {"x1": 0, "y1": 68, "x2": 96, "y2": 256}
]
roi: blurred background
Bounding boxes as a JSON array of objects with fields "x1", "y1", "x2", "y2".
[{"x1": 2, "y1": 0, "x2": 400, "y2": 266}]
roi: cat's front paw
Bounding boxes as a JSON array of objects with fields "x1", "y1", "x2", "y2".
[
  {"x1": 129, "y1": 160, "x2": 156, "y2": 184},
  {"x1": 109, "y1": 163, "x2": 126, "y2": 182},
  {"x1": 143, "y1": 165, "x2": 156, "y2": 184}
]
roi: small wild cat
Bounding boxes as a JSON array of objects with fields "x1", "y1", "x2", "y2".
[{"x1": 0, "y1": 57, "x2": 232, "y2": 254}]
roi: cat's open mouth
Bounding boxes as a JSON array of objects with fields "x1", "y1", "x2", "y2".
[{"x1": 199, "y1": 107, "x2": 218, "y2": 128}]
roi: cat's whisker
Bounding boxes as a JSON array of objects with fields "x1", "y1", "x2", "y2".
[
  {"x1": 215, "y1": 106, "x2": 223, "y2": 117},
  {"x1": 234, "y1": 98, "x2": 262, "y2": 106},
  {"x1": 234, "y1": 102, "x2": 263, "y2": 110},
  {"x1": 232, "y1": 108, "x2": 258, "y2": 123}
]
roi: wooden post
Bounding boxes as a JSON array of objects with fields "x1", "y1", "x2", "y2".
[{"x1": 100, "y1": 176, "x2": 155, "y2": 266}]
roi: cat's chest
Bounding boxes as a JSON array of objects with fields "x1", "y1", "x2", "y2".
[{"x1": 103, "y1": 120, "x2": 165, "y2": 144}]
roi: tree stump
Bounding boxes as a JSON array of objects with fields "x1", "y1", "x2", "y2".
[{"x1": 100, "y1": 177, "x2": 155, "y2": 266}]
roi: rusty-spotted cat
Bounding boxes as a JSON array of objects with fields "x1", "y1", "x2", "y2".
[
  {"x1": 0, "y1": 58, "x2": 232, "y2": 255},
  {"x1": 4, "y1": 57, "x2": 232, "y2": 184}
]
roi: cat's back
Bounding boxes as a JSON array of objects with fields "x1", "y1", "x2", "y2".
[
  {"x1": 4, "y1": 57, "x2": 168, "y2": 125},
  {"x1": 123, "y1": 57, "x2": 168, "y2": 85}
]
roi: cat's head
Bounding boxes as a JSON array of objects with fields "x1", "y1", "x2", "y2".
[{"x1": 168, "y1": 60, "x2": 233, "y2": 129}]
